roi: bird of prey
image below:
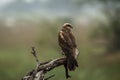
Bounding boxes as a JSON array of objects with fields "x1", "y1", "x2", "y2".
[{"x1": 58, "y1": 23, "x2": 79, "y2": 78}]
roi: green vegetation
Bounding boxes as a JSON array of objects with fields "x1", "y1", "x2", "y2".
[
  {"x1": 0, "y1": 0, "x2": 120, "y2": 80},
  {"x1": 0, "y1": 44, "x2": 120, "y2": 80}
]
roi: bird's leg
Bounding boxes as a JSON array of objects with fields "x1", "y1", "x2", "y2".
[{"x1": 64, "y1": 62, "x2": 71, "y2": 79}]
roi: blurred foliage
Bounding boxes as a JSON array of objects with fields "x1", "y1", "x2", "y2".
[
  {"x1": 110, "y1": 8, "x2": 120, "y2": 52},
  {"x1": 90, "y1": 5, "x2": 120, "y2": 53},
  {"x1": 0, "y1": 0, "x2": 120, "y2": 80}
]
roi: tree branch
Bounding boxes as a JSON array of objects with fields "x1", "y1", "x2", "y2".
[{"x1": 22, "y1": 47, "x2": 67, "y2": 80}]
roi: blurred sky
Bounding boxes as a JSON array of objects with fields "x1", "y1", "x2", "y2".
[
  {"x1": 0, "y1": 0, "x2": 49, "y2": 7},
  {"x1": 0, "y1": 0, "x2": 109, "y2": 24},
  {"x1": 0, "y1": 0, "x2": 119, "y2": 31},
  {"x1": 0, "y1": 1, "x2": 120, "y2": 80},
  {"x1": 0, "y1": 0, "x2": 13, "y2": 7}
]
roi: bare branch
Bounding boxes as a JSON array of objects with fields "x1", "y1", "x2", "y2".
[
  {"x1": 31, "y1": 47, "x2": 40, "y2": 65},
  {"x1": 44, "y1": 74, "x2": 55, "y2": 80},
  {"x1": 22, "y1": 57, "x2": 66, "y2": 80},
  {"x1": 22, "y1": 47, "x2": 72, "y2": 80}
]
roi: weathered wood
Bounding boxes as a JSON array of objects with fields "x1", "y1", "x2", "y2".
[
  {"x1": 22, "y1": 57, "x2": 66, "y2": 80},
  {"x1": 22, "y1": 47, "x2": 70, "y2": 80}
]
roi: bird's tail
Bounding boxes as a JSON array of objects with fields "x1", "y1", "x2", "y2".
[{"x1": 67, "y1": 55, "x2": 78, "y2": 71}]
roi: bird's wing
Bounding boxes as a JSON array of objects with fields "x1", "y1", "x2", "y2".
[
  {"x1": 68, "y1": 31, "x2": 77, "y2": 47},
  {"x1": 59, "y1": 30, "x2": 76, "y2": 48}
]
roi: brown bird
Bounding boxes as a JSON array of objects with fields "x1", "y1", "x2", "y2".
[{"x1": 58, "y1": 23, "x2": 79, "y2": 78}]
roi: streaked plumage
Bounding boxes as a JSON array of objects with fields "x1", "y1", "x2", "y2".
[{"x1": 58, "y1": 23, "x2": 79, "y2": 72}]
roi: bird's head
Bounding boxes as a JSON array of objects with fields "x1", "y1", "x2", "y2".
[{"x1": 62, "y1": 23, "x2": 73, "y2": 30}]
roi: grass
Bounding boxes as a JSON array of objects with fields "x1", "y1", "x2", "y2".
[{"x1": 0, "y1": 45, "x2": 120, "y2": 80}]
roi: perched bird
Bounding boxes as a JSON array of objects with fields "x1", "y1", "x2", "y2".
[{"x1": 58, "y1": 23, "x2": 79, "y2": 78}]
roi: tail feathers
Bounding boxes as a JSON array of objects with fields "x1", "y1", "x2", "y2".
[{"x1": 67, "y1": 56, "x2": 78, "y2": 71}]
